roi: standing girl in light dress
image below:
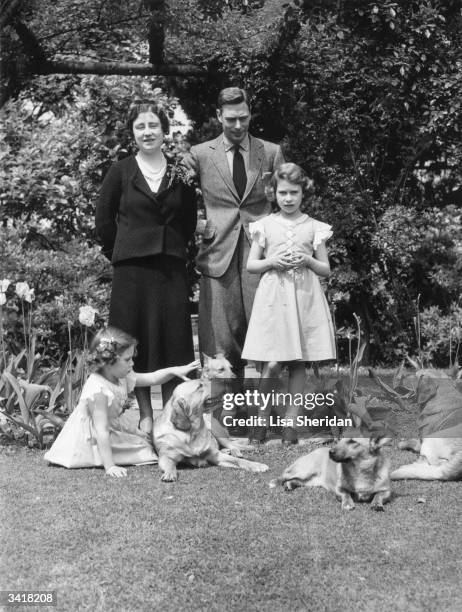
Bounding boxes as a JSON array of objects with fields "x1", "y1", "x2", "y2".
[
  {"x1": 242, "y1": 163, "x2": 336, "y2": 444},
  {"x1": 44, "y1": 327, "x2": 199, "y2": 477}
]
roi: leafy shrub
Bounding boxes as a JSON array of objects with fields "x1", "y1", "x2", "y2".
[
  {"x1": 1, "y1": 223, "x2": 111, "y2": 363},
  {"x1": 420, "y1": 303, "x2": 462, "y2": 367}
]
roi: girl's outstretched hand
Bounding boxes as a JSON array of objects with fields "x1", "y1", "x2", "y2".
[
  {"x1": 106, "y1": 465, "x2": 128, "y2": 478},
  {"x1": 172, "y1": 359, "x2": 201, "y2": 381}
]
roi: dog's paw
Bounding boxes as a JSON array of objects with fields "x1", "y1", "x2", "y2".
[
  {"x1": 341, "y1": 502, "x2": 355, "y2": 511},
  {"x1": 371, "y1": 503, "x2": 385, "y2": 512},
  {"x1": 249, "y1": 461, "x2": 269, "y2": 473},
  {"x1": 229, "y1": 447, "x2": 244, "y2": 458},
  {"x1": 160, "y1": 471, "x2": 178, "y2": 482}
]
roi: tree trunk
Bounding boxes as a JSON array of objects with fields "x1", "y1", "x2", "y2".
[{"x1": 145, "y1": 0, "x2": 166, "y2": 65}]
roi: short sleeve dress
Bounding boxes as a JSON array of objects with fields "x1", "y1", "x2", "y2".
[
  {"x1": 44, "y1": 371, "x2": 157, "y2": 468},
  {"x1": 241, "y1": 213, "x2": 336, "y2": 362}
]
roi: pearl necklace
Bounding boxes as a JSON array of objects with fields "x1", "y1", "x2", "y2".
[
  {"x1": 136, "y1": 154, "x2": 167, "y2": 179},
  {"x1": 136, "y1": 154, "x2": 167, "y2": 191}
]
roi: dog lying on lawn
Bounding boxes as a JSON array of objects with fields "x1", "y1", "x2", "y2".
[
  {"x1": 392, "y1": 424, "x2": 462, "y2": 481},
  {"x1": 153, "y1": 355, "x2": 268, "y2": 482},
  {"x1": 270, "y1": 436, "x2": 391, "y2": 511}
]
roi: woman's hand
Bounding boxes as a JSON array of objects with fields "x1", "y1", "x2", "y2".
[
  {"x1": 106, "y1": 465, "x2": 128, "y2": 478},
  {"x1": 171, "y1": 359, "x2": 201, "y2": 381}
]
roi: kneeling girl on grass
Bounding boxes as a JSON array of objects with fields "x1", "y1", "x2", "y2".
[{"x1": 44, "y1": 327, "x2": 198, "y2": 477}]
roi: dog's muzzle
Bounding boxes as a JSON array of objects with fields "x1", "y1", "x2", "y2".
[
  {"x1": 203, "y1": 395, "x2": 224, "y2": 413},
  {"x1": 329, "y1": 449, "x2": 351, "y2": 463}
]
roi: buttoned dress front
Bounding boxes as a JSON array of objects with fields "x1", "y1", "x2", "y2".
[{"x1": 241, "y1": 213, "x2": 336, "y2": 362}]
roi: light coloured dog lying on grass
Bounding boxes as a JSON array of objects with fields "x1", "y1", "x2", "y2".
[
  {"x1": 153, "y1": 356, "x2": 268, "y2": 482},
  {"x1": 392, "y1": 424, "x2": 462, "y2": 481},
  {"x1": 270, "y1": 436, "x2": 392, "y2": 511}
]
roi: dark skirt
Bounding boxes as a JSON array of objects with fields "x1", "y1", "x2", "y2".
[{"x1": 109, "y1": 255, "x2": 194, "y2": 373}]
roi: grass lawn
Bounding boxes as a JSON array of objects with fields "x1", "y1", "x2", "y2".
[{"x1": 1, "y1": 375, "x2": 462, "y2": 612}]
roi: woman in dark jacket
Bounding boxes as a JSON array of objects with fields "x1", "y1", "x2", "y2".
[{"x1": 96, "y1": 101, "x2": 197, "y2": 434}]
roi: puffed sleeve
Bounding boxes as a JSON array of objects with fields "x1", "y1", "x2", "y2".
[
  {"x1": 95, "y1": 163, "x2": 122, "y2": 261},
  {"x1": 313, "y1": 221, "x2": 333, "y2": 250},
  {"x1": 249, "y1": 220, "x2": 266, "y2": 248},
  {"x1": 83, "y1": 376, "x2": 115, "y2": 408}
]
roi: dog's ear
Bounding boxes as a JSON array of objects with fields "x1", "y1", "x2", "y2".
[
  {"x1": 369, "y1": 437, "x2": 391, "y2": 452},
  {"x1": 202, "y1": 353, "x2": 212, "y2": 366},
  {"x1": 201, "y1": 353, "x2": 212, "y2": 379},
  {"x1": 170, "y1": 397, "x2": 191, "y2": 432}
]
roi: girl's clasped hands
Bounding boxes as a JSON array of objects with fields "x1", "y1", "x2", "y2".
[{"x1": 269, "y1": 246, "x2": 312, "y2": 271}]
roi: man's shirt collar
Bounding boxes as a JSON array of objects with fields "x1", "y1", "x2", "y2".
[{"x1": 223, "y1": 134, "x2": 250, "y2": 152}]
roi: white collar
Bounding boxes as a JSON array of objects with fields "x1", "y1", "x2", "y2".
[{"x1": 223, "y1": 134, "x2": 250, "y2": 152}]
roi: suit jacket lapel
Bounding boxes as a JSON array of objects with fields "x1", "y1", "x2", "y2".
[
  {"x1": 210, "y1": 136, "x2": 240, "y2": 202},
  {"x1": 131, "y1": 162, "x2": 158, "y2": 202},
  {"x1": 241, "y1": 135, "x2": 264, "y2": 204},
  {"x1": 131, "y1": 158, "x2": 171, "y2": 202},
  {"x1": 155, "y1": 164, "x2": 173, "y2": 198}
]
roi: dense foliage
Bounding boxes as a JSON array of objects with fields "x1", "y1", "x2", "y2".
[
  {"x1": 1, "y1": 0, "x2": 461, "y2": 365},
  {"x1": 1, "y1": 223, "x2": 111, "y2": 361},
  {"x1": 171, "y1": 0, "x2": 462, "y2": 364}
]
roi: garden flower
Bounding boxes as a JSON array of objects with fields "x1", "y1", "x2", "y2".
[
  {"x1": 0, "y1": 279, "x2": 9, "y2": 305},
  {"x1": 79, "y1": 305, "x2": 98, "y2": 327},
  {"x1": 15, "y1": 281, "x2": 34, "y2": 302}
]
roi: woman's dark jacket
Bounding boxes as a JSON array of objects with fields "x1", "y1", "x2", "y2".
[{"x1": 95, "y1": 156, "x2": 197, "y2": 263}]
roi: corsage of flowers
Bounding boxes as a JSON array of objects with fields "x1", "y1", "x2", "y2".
[{"x1": 165, "y1": 157, "x2": 196, "y2": 189}]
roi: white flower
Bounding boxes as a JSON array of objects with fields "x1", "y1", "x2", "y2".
[
  {"x1": 79, "y1": 305, "x2": 98, "y2": 327},
  {"x1": 15, "y1": 282, "x2": 34, "y2": 302},
  {"x1": 0, "y1": 279, "x2": 10, "y2": 293}
]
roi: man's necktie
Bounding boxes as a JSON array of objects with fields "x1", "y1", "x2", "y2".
[{"x1": 232, "y1": 145, "x2": 247, "y2": 200}]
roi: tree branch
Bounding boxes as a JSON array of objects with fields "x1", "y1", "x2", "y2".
[{"x1": 33, "y1": 58, "x2": 207, "y2": 77}]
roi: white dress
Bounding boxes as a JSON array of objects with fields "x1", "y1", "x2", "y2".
[
  {"x1": 44, "y1": 371, "x2": 157, "y2": 468},
  {"x1": 242, "y1": 213, "x2": 336, "y2": 362}
]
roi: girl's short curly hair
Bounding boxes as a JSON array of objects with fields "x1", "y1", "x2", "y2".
[
  {"x1": 268, "y1": 162, "x2": 314, "y2": 213},
  {"x1": 87, "y1": 327, "x2": 137, "y2": 372}
]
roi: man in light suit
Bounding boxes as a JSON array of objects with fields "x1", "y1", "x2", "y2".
[{"x1": 186, "y1": 87, "x2": 285, "y2": 379}]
